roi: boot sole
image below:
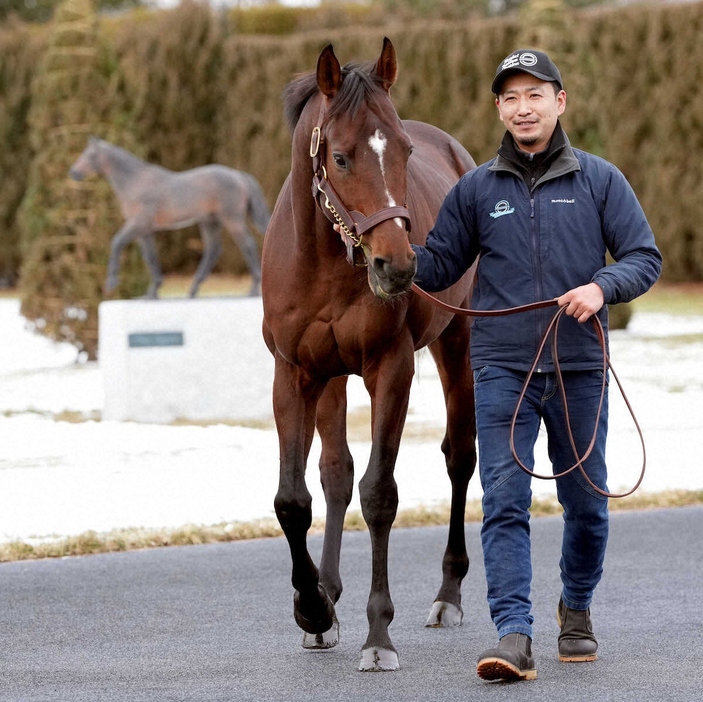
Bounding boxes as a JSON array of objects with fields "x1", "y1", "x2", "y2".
[
  {"x1": 477, "y1": 657, "x2": 537, "y2": 681},
  {"x1": 559, "y1": 652, "x2": 598, "y2": 663}
]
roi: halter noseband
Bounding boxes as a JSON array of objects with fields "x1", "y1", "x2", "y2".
[{"x1": 309, "y1": 108, "x2": 412, "y2": 265}]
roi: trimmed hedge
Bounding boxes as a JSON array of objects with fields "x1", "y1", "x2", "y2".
[{"x1": 1, "y1": 0, "x2": 701, "y2": 354}]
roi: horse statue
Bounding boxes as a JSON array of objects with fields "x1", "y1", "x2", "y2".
[
  {"x1": 69, "y1": 137, "x2": 270, "y2": 298},
  {"x1": 262, "y1": 38, "x2": 478, "y2": 671}
]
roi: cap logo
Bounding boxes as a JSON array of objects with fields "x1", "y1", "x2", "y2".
[{"x1": 502, "y1": 52, "x2": 538, "y2": 71}]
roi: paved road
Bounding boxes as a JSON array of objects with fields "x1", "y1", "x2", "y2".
[{"x1": 1, "y1": 506, "x2": 701, "y2": 701}]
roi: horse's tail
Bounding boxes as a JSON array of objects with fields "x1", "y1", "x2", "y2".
[{"x1": 243, "y1": 173, "x2": 271, "y2": 235}]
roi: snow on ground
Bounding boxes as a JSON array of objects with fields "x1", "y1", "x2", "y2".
[{"x1": 0, "y1": 297, "x2": 701, "y2": 543}]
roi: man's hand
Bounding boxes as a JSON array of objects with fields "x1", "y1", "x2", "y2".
[{"x1": 557, "y1": 282, "x2": 605, "y2": 323}]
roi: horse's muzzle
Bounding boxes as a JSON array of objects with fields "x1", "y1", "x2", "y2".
[{"x1": 368, "y1": 252, "x2": 417, "y2": 299}]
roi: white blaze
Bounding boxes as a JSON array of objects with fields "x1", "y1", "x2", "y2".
[{"x1": 368, "y1": 129, "x2": 404, "y2": 229}]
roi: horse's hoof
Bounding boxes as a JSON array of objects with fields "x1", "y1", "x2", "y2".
[
  {"x1": 302, "y1": 616, "x2": 339, "y2": 649},
  {"x1": 425, "y1": 600, "x2": 463, "y2": 628},
  {"x1": 293, "y1": 585, "x2": 336, "y2": 635},
  {"x1": 358, "y1": 647, "x2": 399, "y2": 672}
]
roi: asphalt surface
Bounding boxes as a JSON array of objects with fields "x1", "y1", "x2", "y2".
[{"x1": 1, "y1": 506, "x2": 701, "y2": 701}]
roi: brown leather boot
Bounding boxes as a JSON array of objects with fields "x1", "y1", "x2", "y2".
[
  {"x1": 477, "y1": 633, "x2": 537, "y2": 681},
  {"x1": 557, "y1": 596, "x2": 598, "y2": 662}
]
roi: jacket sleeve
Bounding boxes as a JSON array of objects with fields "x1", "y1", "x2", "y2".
[
  {"x1": 411, "y1": 176, "x2": 480, "y2": 292},
  {"x1": 591, "y1": 166, "x2": 662, "y2": 304}
]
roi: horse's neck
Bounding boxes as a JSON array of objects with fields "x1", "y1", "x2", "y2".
[
  {"x1": 99, "y1": 144, "x2": 159, "y2": 195},
  {"x1": 291, "y1": 127, "x2": 347, "y2": 266},
  {"x1": 291, "y1": 115, "x2": 323, "y2": 241}
]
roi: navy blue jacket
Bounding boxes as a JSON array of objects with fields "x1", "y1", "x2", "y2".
[{"x1": 413, "y1": 127, "x2": 662, "y2": 372}]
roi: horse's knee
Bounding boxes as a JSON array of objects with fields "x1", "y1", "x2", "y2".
[
  {"x1": 442, "y1": 435, "x2": 477, "y2": 480},
  {"x1": 274, "y1": 490, "x2": 313, "y2": 533},
  {"x1": 359, "y1": 475, "x2": 398, "y2": 529}
]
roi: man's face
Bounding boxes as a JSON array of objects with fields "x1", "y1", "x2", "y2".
[{"x1": 496, "y1": 73, "x2": 566, "y2": 153}]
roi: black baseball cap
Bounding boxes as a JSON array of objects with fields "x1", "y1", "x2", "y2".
[{"x1": 492, "y1": 49, "x2": 563, "y2": 95}]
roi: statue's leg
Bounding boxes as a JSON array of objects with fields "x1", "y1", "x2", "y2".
[
  {"x1": 190, "y1": 220, "x2": 223, "y2": 298},
  {"x1": 106, "y1": 220, "x2": 148, "y2": 295},
  {"x1": 137, "y1": 233, "x2": 163, "y2": 299},
  {"x1": 223, "y1": 217, "x2": 261, "y2": 296}
]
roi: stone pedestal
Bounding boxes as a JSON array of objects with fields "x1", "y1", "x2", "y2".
[{"x1": 99, "y1": 297, "x2": 273, "y2": 423}]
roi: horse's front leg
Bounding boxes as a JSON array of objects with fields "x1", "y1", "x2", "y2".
[
  {"x1": 425, "y1": 318, "x2": 477, "y2": 628},
  {"x1": 272, "y1": 355, "x2": 338, "y2": 648},
  {"x1": 105, "y1": 220, "x2": 147, "y2": 296},
  {"x1": 315, "y1": 377, "x2": 354, "y2": 606},
  {"x1": 357, "y1": 350, "x2": 414, "y2": 672}
]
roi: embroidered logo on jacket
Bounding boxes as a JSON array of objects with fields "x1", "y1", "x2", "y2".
[
  {"x1": 551, "y1": 198, "x2": 575, "y2": 204},
  {"x1": 489, "y1": 200, "x2": 515, "y2": 219}
]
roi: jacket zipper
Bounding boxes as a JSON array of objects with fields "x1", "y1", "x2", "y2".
[{"x1": 530, "y1": 193, "x2": 547, "y2": 372}]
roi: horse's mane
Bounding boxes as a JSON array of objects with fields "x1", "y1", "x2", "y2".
[
  {"x1": 283, "y1": 59, "x2": 387, "y2": 132},
  {"x1": 94, "y1": 137, "x2": 149, "y2": 169}
]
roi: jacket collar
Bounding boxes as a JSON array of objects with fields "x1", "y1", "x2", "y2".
[{"x1": 489, "y1": 121, "x2": 581, "y2": 184}]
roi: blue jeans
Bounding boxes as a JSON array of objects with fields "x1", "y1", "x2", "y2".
[{"x1": 473, "y1": 365, "x2": 610, "y2": 640}]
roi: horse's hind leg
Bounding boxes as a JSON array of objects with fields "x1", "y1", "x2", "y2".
[
  {"x1": 222, "y1": 218, "x2": 261, "y2": 296},
  {"x1": 137, "y1": 233, "x2": 163, "y2": 299},
  {"x1": 308, "y1": 376, "x2": 354, "y2": 648},
  {"x1": 190, "y1": 219, "x2": 223, "y2": 297},
  {"x1": 425, "y1": 315, "x2": 476, "y2": 628}
]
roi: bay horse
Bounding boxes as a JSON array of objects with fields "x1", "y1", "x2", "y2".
[
  {"x1": 261, "y1": 38, "x2": 477, "y2": 671},
  {"x1": 69, "y1": 137, "x2": 270, "y2": 298}
]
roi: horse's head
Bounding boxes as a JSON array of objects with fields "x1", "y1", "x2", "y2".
[
  {"x1": 313, "y1": 39, "x2": 416, "y2": 300},
  {"x1": 68, "y1": 136, "x2": 102, "y2": 181}
]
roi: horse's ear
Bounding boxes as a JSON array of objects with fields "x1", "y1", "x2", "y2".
[
  {"x1": 317, "y1": 44, "x2": 342, "y2": 99},
  {"x1": 375, "y1": 37, "x2": 398, "y2": 93}
]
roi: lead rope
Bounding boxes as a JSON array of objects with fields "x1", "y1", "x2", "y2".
[{"x1": 412, "y1": 283, "x2": 646, "y2": 498}]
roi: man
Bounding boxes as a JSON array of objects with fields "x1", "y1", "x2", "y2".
[{"x1": 412, "y1": 49, "x2": 662, "y2": 681}]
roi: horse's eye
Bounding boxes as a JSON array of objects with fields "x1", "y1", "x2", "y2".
[{"x1": 332, "y1": 153, "x2": 349, "y2": 170}]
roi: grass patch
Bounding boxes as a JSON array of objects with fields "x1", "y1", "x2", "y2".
[
  {"x1": 3, "y1": 489, "x2": 701, "y2": 564},
  {"x1": 158, "y1": 273, "x2": 254, "y2": 298},
  {"x1": 634, "y1": 282, "x2": 703, "y2": 315},
  {"x1": 169, "y1": 416, "x2": 275, "y2": 430}
]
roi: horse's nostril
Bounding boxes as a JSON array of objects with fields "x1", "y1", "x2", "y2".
[{"x1": 373, "y1": 256, "x2": 390, "y2": 277}]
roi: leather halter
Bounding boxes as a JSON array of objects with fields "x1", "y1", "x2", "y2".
[{"x1": 309, "y1": 112, "x2": 412, "y2": 265}]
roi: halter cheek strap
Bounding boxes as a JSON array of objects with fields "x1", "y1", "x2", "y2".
[{"x1": 309, "y1": 107, "x2": 412, "y2": 259}]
